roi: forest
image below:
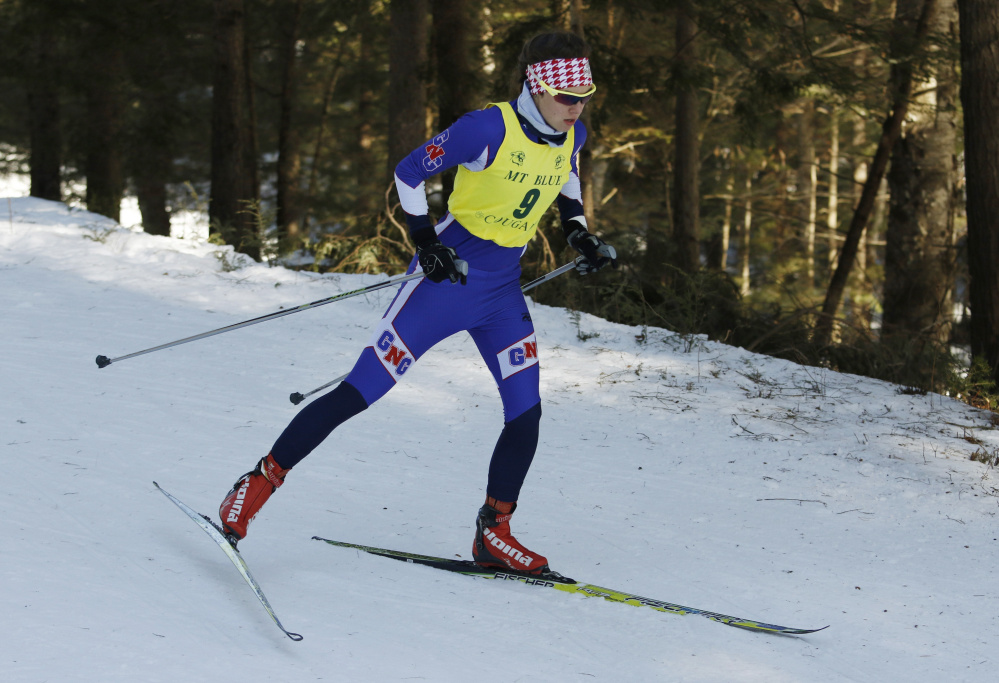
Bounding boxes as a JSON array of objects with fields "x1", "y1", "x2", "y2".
[{"x1": 1, "y1": 0, "x2": 998, "y2": 406}]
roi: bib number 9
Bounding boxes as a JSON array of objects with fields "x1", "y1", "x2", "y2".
[{"x1": 512, "y1": 189, "x2": 541, "y2": 219}]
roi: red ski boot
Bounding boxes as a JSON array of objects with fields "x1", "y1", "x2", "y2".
[
  {"x1": 472, "y1": 497, "x2": 549, "y2": 575},
  {"x1": 219, "y1": 453, "x2": 290, "y2": 543}
]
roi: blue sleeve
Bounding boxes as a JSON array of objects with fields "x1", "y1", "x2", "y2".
[
  {"x1": 394, "y1": 107, "x2": 507, "y2": 190},
  {"x1": 570, "y1": 120, "x2": 587, "y2": 174},
  {"x1": 557, "y1": 193, "x2": 584, "y2": 222},
  {"x1": 557, "y1": 120, "x2": 588, "y2": 224}
]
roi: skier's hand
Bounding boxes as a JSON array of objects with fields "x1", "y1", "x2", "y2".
[
  {"x1": 417, "y1": 240, "x2": 468, "y2": 284},
  {"x1": 567, "y1": 228, "x2": 617, "y2": 274}
]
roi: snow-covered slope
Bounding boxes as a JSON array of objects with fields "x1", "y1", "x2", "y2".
[{"x1": 3, "y1": 197, "x2": 997, "y2": 682}]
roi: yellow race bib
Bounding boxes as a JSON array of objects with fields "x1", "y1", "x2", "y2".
[{"x1": 448, "y1": 102, "x2": 575, "y2": 248}]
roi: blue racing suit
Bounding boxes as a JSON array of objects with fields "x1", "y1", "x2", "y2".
[{"x1": 270, "y1": 94, "x2": 587, "y2": 503}]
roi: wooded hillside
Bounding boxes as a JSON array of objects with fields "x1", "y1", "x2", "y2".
[{"x1": 2, "y1": 0, "x2": 997, "y2": 399}]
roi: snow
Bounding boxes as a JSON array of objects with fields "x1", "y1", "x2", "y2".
[{"x1": 2, "y1": 193, "x2": 998, "y2": 682}]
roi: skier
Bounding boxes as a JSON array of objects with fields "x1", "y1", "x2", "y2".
[{"x1": 219, "y1": 31, "x2": 616, "y2": 575}]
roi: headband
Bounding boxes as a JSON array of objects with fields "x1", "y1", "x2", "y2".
[{"x1": 526, "y1": 58, "x2": 593, "y2": 95}]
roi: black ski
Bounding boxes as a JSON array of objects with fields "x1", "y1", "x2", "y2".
[
  {"x1": 313, "y1": 536, "x2": 827, "y2": 636},
  {"x1": 155, "y1": 482, "x2": 303, "y2": 641}
]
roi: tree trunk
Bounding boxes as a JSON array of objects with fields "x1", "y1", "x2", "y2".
[
  {"x1": 354, "y1": 2, "x2": 378, "y2": 221},
  {"x1": 432, "y1": 0, "x2": 477, "y2": 207},
  {"x1": 276, "y1": 0, "x2": 304, "y2": 251},
  {"x1": 719, "y1": 170, "x2": 734, "y2": 271},
  {"x1": 134, "y1": 172, "x2": 171, "y2": 236},
  {"x1": 773, "y1": 126, "x2": 790, "y2": 252},
  {"x1": 302, "y1": 23, "x2": 352, "y2": 234},
  {"x1": 387, "y1": 0, "x2": 429, "y2": 178},
  {"x1": 83, "y1": 23, "x2": 125, "y2": 222},
  {"x1": 26, "y1": 27, "x2": 61, "y2": 202},
  {"x1": 672, "y1": 1, "x2": 700, "y2": 274},
  {"x1": 129, "y1": 90, "x2": 173, "y2": 237},
  {"x1": 432, "y1": 0, "x2": 476, "y2": 129},
  {"x1": 569, "y1": 0, "x2": 598, "y2": 231},
  {"x1": 958, "y1": 0, "x2": 999, "y2": 382},
  {"x1": 209, "y1": 0, "x2": 259, "y2": 260},
  {"x1": 826, "y1": 106, "x2": 840, "y2": 268},
  {"x1": 798, "y1": 100, "x2": 818, "y2": 286},
  {"x1": 814, "y1": 0, "x2": 938, "y2": 346},
  {"x1": 244, "y1": 31, "x2": 260, "y2": 210},
  {"x1": 883, "y1": 0, "x2": 958, "y2": 346},
  {"x1": 130, "y1": 106, "x2": 172, "y2": 237},
  {"x1": 740, "y1": 171, "x2": 752, "y2": 296}
]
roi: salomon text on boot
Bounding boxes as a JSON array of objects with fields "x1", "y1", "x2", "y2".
[
  {"x1": 219, "y1": 453, "x2": 290, "y2": 545},
  {"x1": 472, "y1": 497, "x2": 549, "y2": 575}
]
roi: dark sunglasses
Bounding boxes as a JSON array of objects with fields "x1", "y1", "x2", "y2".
[
  {"x1": 552, "y1": 91, "x2": 595, "y2": 106},
  {"x1": 530, "y1": 66, "x2": 597, "y2": 106}
]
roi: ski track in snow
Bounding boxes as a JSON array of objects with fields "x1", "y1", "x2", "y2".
[{"x1": 2, "y1": 195, "x2": 998, "y2": 682}]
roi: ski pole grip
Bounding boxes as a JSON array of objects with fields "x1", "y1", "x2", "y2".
[{"x1": 96, "y1": 355, "x2": 112, "y2": 369}]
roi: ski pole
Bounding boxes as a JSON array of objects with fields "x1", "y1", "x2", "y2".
[
  {"x1": 290, "y1": 372, "x2": 348, "y2": 405},
  {"x1": 288, "y1": 258, "x2": 581, "y2": 403},
  {"x1": 521, "y1": 256, "x2": 582, "y2": 293},
  {"x1": 96, "y1": 271, "x2": 425, "y2": 369}
]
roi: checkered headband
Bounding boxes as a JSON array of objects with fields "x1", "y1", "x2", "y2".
[{"x1": 526, "y1": 58, "x2": 593, "y2": 95}]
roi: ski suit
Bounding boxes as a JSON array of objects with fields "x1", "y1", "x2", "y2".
[{"x1": 269, "y1": 95, "x2": 587, "y2": 502}]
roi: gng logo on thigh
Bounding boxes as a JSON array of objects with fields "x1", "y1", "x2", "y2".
[
  {"x1": 374, "y1": 326, "x2": 413, "y2": 379},
  {"x1": 497, "y1": 333, "x2": 539, "y2": 380}
]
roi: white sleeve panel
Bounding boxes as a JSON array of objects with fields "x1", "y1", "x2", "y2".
[
  {"x1": 560, "y1": 171, "x2": 582, "y2": 203},
  {"x1": 461, "y1": 145, "x2": 490, "y2": 173},
  {"x1": 394, "y1": 172, "x2": 429, "y2": 217},
  {"x1": 394, "y1": 143, "x2": 488, "y2": 218}
]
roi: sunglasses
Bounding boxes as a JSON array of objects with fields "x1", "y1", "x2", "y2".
[{"x1": 528, "y1": 65, "x2": 597, "y2": 105}]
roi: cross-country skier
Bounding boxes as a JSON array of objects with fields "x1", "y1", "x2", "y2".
[{"x1": 219, "y1": 30, "x2": 616, "y2": 575}]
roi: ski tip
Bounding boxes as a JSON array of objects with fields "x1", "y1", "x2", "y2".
[
  {"x1": 771, "y1": 624, "x2": 830, "y2": 636},
  {"x1": 803, "y1": 625, "x2": 830, "y2": 634}
]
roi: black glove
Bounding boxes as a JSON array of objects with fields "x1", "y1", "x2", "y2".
[
  {"x1": 417, "y1": 239, "x2": 468, "y2": 284},
  {"x1": 409, "y1": 215, "x2": 468, "y2": 285},
  {"x1": 567, "y1": 228, "x2": 618, "y2": 274}
]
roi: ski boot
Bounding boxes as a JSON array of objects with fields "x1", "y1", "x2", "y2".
[
  {"x1": 219, "y1": 453, "x2": 290, "y2": 546},
  {"x1": 472, "y1": 497, "x2": 549, "y2": 575}
]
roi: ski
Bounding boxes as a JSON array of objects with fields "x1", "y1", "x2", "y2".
[
  {"x1": 155, "y1": 482, "x2": 303, "y2": 641},
  {"x1": 312, "y1": 536, "x2": 827, "y2": 636}
]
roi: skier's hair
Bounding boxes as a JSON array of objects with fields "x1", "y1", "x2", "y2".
[{"x1": 513, "y1": 31, "x2": 592, "y2": 94}]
